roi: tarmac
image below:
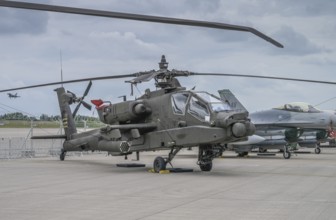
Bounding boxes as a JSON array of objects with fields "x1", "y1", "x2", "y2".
[{"x1": 1, "y1": 149, "x2": 336, "y2": 220}]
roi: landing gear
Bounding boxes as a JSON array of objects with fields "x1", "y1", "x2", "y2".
[
  {"x1": 152, "y1": 147, "x2": 181, "y2": 173},
  {"x1": 259, "y1": 148, "x2": 267, "y2": 153},
  {"x1": 200, "y1": 161, "x2": 212, "y2": 171},
  {"x1": 60, "y1": 149, "x2": 67, "y2": 161},
  {"x1": 237, "y1": 152, "x2": 249, "y2": 157},
  {"x1": 283, "y1": 145, "x2": 291, "y2": 159},
  {"x1": 197, "y1": 144, "x2": 221, "y2": 172},
  {"x1": 314, "y1": 143, "x2": 321, "y2": 154},
  {"x1": 153, "y1": 156, "x2": 166, "y2": 173}
]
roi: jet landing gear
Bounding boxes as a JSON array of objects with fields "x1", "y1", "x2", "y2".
[
  {"x1": 314, "y1": 143, "x2": 321, "y2": 154},
  {"x1": 60, "y1": 149, "x2": 67, "y2": 161},
  {"x1": 283, "y1": 145, "x2": 291, "y2": 159},
  {"x1": 153, "y1": 148, "x2": 181, "y2": 173},
  {"x1": 197, "y1": 145, "x2": 222, "y2": 172}
]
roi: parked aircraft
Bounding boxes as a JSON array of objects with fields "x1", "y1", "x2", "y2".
[{"x1": 219, "y1": 91, "x2": 336, "y2": 159}]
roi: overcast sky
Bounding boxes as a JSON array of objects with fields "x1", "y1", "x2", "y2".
[{"x1": 0, "y1": 0, "x2": 336, "y2": 118}]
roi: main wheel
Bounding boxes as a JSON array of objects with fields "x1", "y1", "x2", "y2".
[
  {"x1": 153, "y1": 156, "x2": 166, "y2": 173},
  {"x1": 283, "y1": 151, "x2": 291, "y2": 159},
  {"x1": 259, "y1": 148, "x2": 267, "y2": 153},
  {"x1": 315, "y1": 147, "x2": 321, "y2": 154},
  {"x1": 237, "y1": 152, "x2": 248, "y2": 157},
  {"x1": 200, "y1": 161, "x2": 212, "y2": 172}
]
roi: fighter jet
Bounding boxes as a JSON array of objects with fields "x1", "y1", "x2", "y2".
[
  {"x1": 218, "y1": 90, "x2": 336, "y2": 159},
  {"x1": 7, "y1": 93, "x2": 20, "y2": 98}
]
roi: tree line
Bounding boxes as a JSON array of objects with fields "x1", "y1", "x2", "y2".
[{"x1": 0, "y1": 112, "x2": 100, "y2": 122}]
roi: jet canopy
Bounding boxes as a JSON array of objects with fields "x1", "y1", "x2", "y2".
[{"x1": 274, "y1": 102, "x2": 320, "y2": 113}]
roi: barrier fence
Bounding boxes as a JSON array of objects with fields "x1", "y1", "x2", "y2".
[{"x1": 0, "y1": 137, "x2": 63, "y2": 159}]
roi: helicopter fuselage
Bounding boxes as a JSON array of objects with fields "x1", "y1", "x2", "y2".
[{"x1": 79, "y1": 87, "x2": 255, "y2": 155}]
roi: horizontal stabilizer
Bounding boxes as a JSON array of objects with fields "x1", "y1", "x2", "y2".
[{"x1": 31, "y1": 135, "x2": 67, "y2": 139}]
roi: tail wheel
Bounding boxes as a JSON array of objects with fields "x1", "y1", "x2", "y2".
[
  {"x1": 60, "y1": 149, "x2": 66, "y2": 161},
  {"x1": 153, "y1": 156, "x2": 166, "y2": 173}
]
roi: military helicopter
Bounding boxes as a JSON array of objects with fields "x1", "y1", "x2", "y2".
[{"x1": 31, "y1": 56, "x2": 257, "y2": 172}]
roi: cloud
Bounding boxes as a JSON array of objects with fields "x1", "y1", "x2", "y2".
[
  {"x1": 0, "y1": 8, "x2": 48, "y2": 35},
  {"x1": 269, "y1": 26, "x2": 326, "y2": 55}
]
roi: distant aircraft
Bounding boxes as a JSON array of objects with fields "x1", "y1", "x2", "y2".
[
  {"x1": 227, "y1": 102, "x2": 336, "y2": 159},
  {"x1": 7, "y1": 93, "x2": 20, "y2": 98}
]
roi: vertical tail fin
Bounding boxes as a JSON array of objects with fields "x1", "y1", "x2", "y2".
[
  {"x1": 55, "y1": 87, "x2": 77, "y2": 140},
  {"x1": 218, "y1": 89, "x2": 248, "y2": 113}
]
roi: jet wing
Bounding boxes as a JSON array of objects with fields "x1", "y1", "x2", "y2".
[{"x1": 254, "y1": 121, "x2": 313, "y2": 129}]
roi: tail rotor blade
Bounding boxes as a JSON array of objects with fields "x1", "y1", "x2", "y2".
[
  {"x1": 82, "y1": 101, "x2": 92, "y2": 111},
  {"x1": 83, "y1": 81, "x2": 92, "y2": 97},
  {"x1": 72, "y1": 103, "x2": 82, "y2": 118}
]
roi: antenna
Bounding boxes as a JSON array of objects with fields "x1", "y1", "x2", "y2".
[{"x1": 60, "y1": 49, "x2": 63, "y2": 87}]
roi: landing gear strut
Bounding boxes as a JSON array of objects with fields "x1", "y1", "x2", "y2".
[{"x1": 153, "y1": 147, "x2": 181, "y2": 173}]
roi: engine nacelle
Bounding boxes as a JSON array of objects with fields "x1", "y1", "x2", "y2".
[{"x1": 93, "y1": 100, "x2": 151, "y2": 124}]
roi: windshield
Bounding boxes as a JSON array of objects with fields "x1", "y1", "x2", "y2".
[{"x1": 196, "y1": 92, "x2": 231, "y2": 112}]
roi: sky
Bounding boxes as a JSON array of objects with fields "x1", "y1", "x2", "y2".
[{"x1": 0, "y1": 0, "x2": 336, "y2": 118}]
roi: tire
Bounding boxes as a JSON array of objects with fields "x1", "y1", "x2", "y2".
[
  {"x1": 60, "y1": 150, "x2": 66, "y2": 161},
  {"x1": 238, "y1": 152, "x2": 248, "y2": 157},
  {"x1": 259, "y1": 148, "x2": 267, "y2": 153},
  {"x1": 283, "y1": 151, "x2": 291, "y2": 159},
  {"x1": 153, "y1": 156, "x2": 166, "y2": 173},
  {"x1": 315, "y1": 148, "x2": 321, "y2": 154},
  {"x1": 200, "y1": 161, "x2": 212, "y2": 171}
]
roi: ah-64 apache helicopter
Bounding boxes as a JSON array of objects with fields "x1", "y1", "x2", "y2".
[{"x1": 7, "y1": 55, "x2": 257, "y2": 172}]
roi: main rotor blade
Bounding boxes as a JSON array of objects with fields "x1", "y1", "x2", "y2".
[
  {"x1": 191, "y1": 72, "x2": 336, "y2": 85},
  {"x1": 0, "y1": 1, "x2": 283, "y2": 48},
  {"x1": 0, "y1": 74, "x2": 136, "y2": 93},
  {"x1": 2, "y1": 71, "x2": 336, "y2": 94}
]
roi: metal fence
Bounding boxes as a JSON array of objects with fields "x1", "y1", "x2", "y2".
[{"x1": 0, "y1": 137, "x2": 63, "y2": 159}]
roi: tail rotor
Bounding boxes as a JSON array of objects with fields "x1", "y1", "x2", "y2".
[{"x1": 69, "y1": 81, "x2": 93, "y2": 117}]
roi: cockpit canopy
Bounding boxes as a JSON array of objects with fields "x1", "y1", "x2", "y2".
[
  {"x1": 274, "y1": 102, "x2": 320, "y2": 113},
  {"x1": 195, "y1": 92, "x2": 232, "y2": 112},
  {"x1": 171, "y1": 91, "x2": 232, "y2": 122}
]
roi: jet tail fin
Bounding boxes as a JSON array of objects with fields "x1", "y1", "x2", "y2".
[{"x1": 218, "y1": 89, "x2": 248, "y2": 113}]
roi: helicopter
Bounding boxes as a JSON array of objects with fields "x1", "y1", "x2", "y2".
[{"x1": 12, "y1": 55, "x2": 253, "y2": 172}]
